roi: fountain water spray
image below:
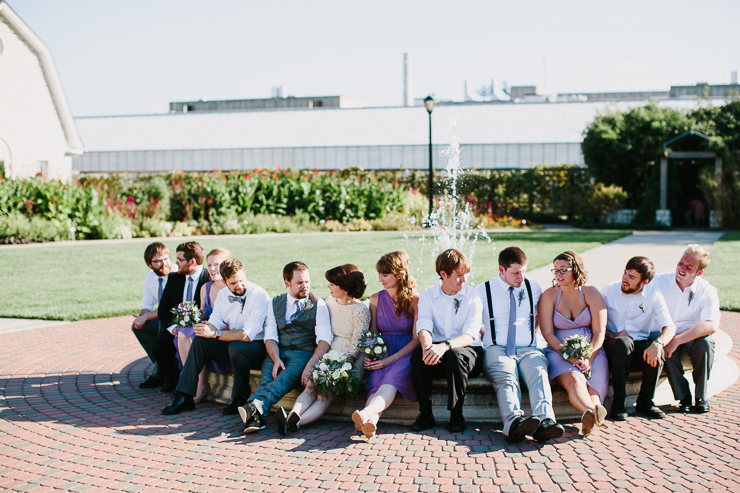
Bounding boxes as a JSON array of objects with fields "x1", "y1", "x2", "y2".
[{"x1": 403, "y1": 120, "x2": 493, "y2": 286}]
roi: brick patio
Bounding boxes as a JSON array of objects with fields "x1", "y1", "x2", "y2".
[{"x1": 1, "y1": 313, "x2": 739, "y2": 493}]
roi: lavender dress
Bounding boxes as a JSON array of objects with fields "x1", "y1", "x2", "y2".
[
  {"x1": 365, "y1": 290, "x2": 417, "y2": 402},
  {"x1": 544, "y1": 287, "x2": 608, "y2": 403},
  {"x1": 175, "y1": 282, "x2": 231, "y2": 374}
]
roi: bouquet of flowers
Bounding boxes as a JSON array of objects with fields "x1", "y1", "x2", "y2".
[
  {"x1": 358, "y1": 329, "x2": 388, "y2": 361},
  {"x1": 310, "y1": 350, "x2": 361, "y2": 398},
  {"x1": 558, "y1": 334, "x2": 594, "y2": 379},
  {"x1": 171, "y1": 301, "x2": 202, "y2": 329}
]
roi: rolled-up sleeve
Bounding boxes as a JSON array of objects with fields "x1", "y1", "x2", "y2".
[
  {"x1": 314, "y1": 297, "x2": 333, "y2": 345},
  {"x1": 416, "y1": 289, "x2": 435, "y2": 336},
  {"x1": 700, "y1": 287, "x2": 721, "y2": 326},
  {"x1": 462, "y1": 292, "x2": 483, "y2": 340},
  {"x1": 208, "y1": 297, "x2": 227, "y2": 331},
  {"x1": 243, "y1": 290, "x2": 269, "y2": 341},
  {"x1": 141, "y1": 274, "x2": 156, "y2": 311},
  {"x1": 264, "y1": 299, "x2": 279, "y2": 342}
]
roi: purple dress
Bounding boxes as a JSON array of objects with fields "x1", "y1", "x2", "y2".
[
  {"x1": 544, "y1": 287, "x2": 608, "y2": 403},
  {"x1": 365, "y1": 290, "x2": 417, "y2": 402},
  {"x1": 175, "y1": 282, "x2": 231, "y2": 374}
]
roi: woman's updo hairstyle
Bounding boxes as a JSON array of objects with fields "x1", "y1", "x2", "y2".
[
  {"x1": 325, "y1": 264, "x2": 367, "y2": 300},
  {"x1": 377, "y1": 251, "x2": 416, "y2": 317},
  {"x1": 552, "y1": 251, "x2": 588, "y2": 287}
]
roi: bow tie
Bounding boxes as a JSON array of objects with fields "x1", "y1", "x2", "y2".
[{"x1": 228, "y1": 296, "x2": 244, "y2": 304}]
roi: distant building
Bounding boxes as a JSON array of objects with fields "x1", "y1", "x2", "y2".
[
  {"x1": 169, "y1": 95, "x2": 364, "y2": 113},
  {"x1": 0, "y1": 0, "x2": 82, "y2": 180}
]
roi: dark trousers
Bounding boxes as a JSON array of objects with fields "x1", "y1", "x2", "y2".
[
  {"x1": 664, "y1": 335, "x2": 715, "y2": 401},
  {"x1": 132, "y1": 319, "x2": 161, "y2": 378},
  {"x1": 411, "y1": 345, "x2": 484, "y2": 415},
  {"x1": 177, "y1": 337, "x2": 266, "y2": 402},
  {"x1": 604, "y1": 333, "x2": 662, "y2": 404},
  {"x1": 151, "y1": 329, "x2": 180, "y2": 382}
]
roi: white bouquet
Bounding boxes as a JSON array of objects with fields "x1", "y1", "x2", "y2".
[
  {"x1": 310, "y1": 350, "x2": 361, "y2": 398},
  {"x1": 357, "y1": 329, "x2": 388, "y2": 361}
]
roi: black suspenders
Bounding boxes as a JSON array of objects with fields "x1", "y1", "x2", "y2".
[{"x1": 484, "y1": 279, "x2": 535, "y2": 347}]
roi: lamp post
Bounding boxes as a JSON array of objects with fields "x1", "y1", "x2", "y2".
[{"x1": 424, "y1": 96, "x2": 436, "y2": 222}]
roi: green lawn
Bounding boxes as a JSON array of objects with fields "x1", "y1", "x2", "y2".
[
  {"x1": 703, "y1": 232, "x2": 740, "y2": 312},
  {"x1": 0, "y1": 230, "x2": 631, "y2": 321}
]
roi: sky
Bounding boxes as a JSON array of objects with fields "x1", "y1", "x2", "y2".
[{"x1": 9, "y1": 0, "x2": 740, "y2": 117}]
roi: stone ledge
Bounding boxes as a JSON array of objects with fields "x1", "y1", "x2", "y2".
[{"x1": 207, "y1": 328, "x2": 736, "y2": 424}]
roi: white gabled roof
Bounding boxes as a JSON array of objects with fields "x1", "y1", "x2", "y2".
[
  {"x1": 0, "y1": 0, "x2": 83, "y2": 154},
  {"x1": 74, "y1": 99, "x2": 719, "y2": 152}
]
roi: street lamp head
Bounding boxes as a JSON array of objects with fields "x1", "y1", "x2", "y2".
[{"x1": 424, "y1": 96, "x2": 436, "y2": 114}]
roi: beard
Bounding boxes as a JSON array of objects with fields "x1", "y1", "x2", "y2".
[
  {"x1": 230, "y1": 286, "x2": 247, "y2": 297},
  {"x1": 620, "y1": 283, "x2": 641, "y2": 295}
]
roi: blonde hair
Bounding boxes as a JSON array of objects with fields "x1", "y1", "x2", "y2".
[
  {"x1": 377, "y1": 251, "x2": 417, "y2": 317},
  {"x1": 435, "y1": 249, "x2": 471, "y2": 279},
  {"x1": 685, "y1": 244, "x2": 711, "y2": 270},
  {"x1": 207, "y1": 248, "x2": 232, "y2": 261}
]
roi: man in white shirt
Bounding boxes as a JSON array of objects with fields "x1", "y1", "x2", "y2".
[
  {"x1": 162, "y1": 259, "x2": 269, "y2": 416},
  {"x1": 602, "y1": 256, "x2": 676, "y2": 420},
  {"x1": 410, "y1": 249, "x2": 484, "y2": 433},
  {"x1": 477, "y1": 246, "x2": 564, "y2": 444},
  {"x1": 133, "y1": 242, "x2": 175, "y2": 389},
  {"x1": 239, "y1": 262, "x2": 332, "y2": 433},
  {"x1": 649, "y1": 244, "x2": 720, "y2": 413}
]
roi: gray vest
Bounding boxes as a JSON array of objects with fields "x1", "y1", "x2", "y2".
[{"x1": 274, "y1": 292, "x2": 319, "y2": 352}]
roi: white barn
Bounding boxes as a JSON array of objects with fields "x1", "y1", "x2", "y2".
[
  {"x1": 0, "y1": 0, "x2": 83, "y2": 180},
  {"x1": 72, "y1": 98, "x2": 722, "y2": 173}
]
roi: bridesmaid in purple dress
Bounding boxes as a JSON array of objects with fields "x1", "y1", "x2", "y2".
[
  {"x1": 175, "y1": 247, "x2": 231, "y2": 403},
  {"x1": 539, "y1": 251, "x2": 609, "y2": 437},
  {"x1": 352, "y1": 251, "x2": 420, "y2": 438}
]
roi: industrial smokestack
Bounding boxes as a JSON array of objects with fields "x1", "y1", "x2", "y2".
[{"x1": 403, "y1": 53, "x2": 413, "y2": 106}]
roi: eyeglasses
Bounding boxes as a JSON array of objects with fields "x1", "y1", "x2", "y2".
[{"x1": 551, "y1": 268, "x2": 573, "y2": 275}]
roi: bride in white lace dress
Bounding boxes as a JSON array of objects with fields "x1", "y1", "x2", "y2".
[{"x1": 283, "y1": 264, "x2": 370, "y2": 431}]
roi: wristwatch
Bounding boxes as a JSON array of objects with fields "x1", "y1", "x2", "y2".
[
  {"x1": 654, "y1": 338, "x2": 664, "y2": 346},
  {"x1": 443, "y1": 341, "x2": 452, "y2": 350},
  {"x1": 215, "y1": 328, "x2": 222, "y2": 339}
]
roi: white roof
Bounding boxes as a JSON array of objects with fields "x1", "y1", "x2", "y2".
[
  {"x1": 74, "y1": 99, "x2": 719, "y2": 152},
  {"x1": 0, "y1": 0, "x2": 83, "y2": 154}
]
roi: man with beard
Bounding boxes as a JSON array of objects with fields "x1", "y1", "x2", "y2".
[
  {"x1": 162, "y1": 258, "x2": 269, "y2": 415},
  {"x1": 133, "y1": 242, "x2": 176, "y2": 389},
  {"x1": 602, "y1": 256, "x2": 676, "y2": 421},
  {"x1": 239, "y1": 261, "x2": 332, "y2": 433},
  {"x1": 650, "y1": 244, "x2": 720, "y2": 414}
]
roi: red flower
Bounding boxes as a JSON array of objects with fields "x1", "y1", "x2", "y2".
[
  {"x1": 245, "y1": 175, "x2": 251, "y2": 181},
  {"x1": 277, "y1": 165, "x2": 282, "y2": 170},
  {"x1": 127, "y1": 196, "x2": 134, "y2": 203}
]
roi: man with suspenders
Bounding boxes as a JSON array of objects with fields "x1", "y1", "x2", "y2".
[{"x1": 476, "y1": 247, "x2": 564, "y2": 443}]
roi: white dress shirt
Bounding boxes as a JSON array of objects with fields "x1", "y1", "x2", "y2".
[
  {"x1": 181, "y1": 265, "x2": 204, "y2": 303},
  {"x1": 208, "y1": 280, "x2": 269, "y2": 341},
  {"x1": 416, "y1": 283, "x2": 482, "y2": 344},
  {"x1": 141, "y1": 270, "x2": 169, "y2": 311},
  {"x1": 264, "y1": 293, "x2": 333, "y2": 345},
  {"x1": 601, "y1": 281, "x2": 674, "y2": 341},
  {"x1": 649, "y1": 272, "x2": 721, "y2": 336},
  {"x1": 476, "y1": 276, "x2": 543, "y2": 349}
]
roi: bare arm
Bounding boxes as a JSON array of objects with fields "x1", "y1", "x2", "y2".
[
  {"x1": 665, "y1": 321, "x2": 716, "y2": 358},
  {"x1": 302, "y1": 340, "x2": 331, "y2": 386},
  {"x1": 538, "y1": 288, "x2": 560, "y2": 352},
  {"x1": 132, "y1": 308, "x2": 158, "y2": 329},
  {"x1": 365, "y1": 294, "x2": 421, "y2": 371},
  {"x1": 265, "y1": 339, "x2": 285, "y2": 379},
  {"x1": 369, "y1": 293, "x2": 379, "y2": 332},
  {"x1": 584, "y1": 286, "x2": 607, "y2": 355}
]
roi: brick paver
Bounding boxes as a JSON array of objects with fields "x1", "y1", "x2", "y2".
[{"x1": 2, "y1": 314, "x2": 740, "y2": 492}]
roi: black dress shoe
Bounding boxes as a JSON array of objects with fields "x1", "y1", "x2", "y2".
[
  {"x1": 161, "y1": 392, "x2": 195, "y2": 415},
  {"x1": 287, "y1": 411, "x2": 300, "y2": 433},
  {"x1": 611, "y1": 400, "x2": 628, "y2": 421},
  {"x1": 693, "y1": 398, "x2": 710, "y2": 413},
  {"x1": 411, "y1": 412, "x2": 436, "y2": 431},
  {"x1": 275, "y1": 406, "x2": 289, "y2": 436},
  {"x1": 507, "y1": 416, "x2": 541, "y2": 444},
  {"x1": 533, "y1": 418, "x2": 565, "y2": 442},
  {"x1": 139, "y1": 375, "x2": 165, "y2": 389},
  {"x1": 448, "y1": 411, "x2": 466, "y2": 433},
  {"x1": 223, "y1": 398, "x2": 248, "y2": 416},
  {"x1": 160, "y1": 378, "x2": 179, "y2": 393},
  {"x1": 635, "y1": 401, "x2": 666, "y2": 419},
  {"x1": 677, "y1": 396, "x2": 693, "y2": 413}
]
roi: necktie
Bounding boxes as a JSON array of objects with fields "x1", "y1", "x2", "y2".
[
  {"x1": 157, "y1": 278, "x2": 164, "y2": 305},
  {"x1": 289, "y1": 300, "x2": 301, "y2": 323},
  {"x1": 228, "y1": 296, "x2": 243, "y2": 304},
  {"x1": 186, "y1": 277, "x2": 194, "y2": 302},
  {"x1": 506, "y1": 287, "x2": 517, "y2": 357}
]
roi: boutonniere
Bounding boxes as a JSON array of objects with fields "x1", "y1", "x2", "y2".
[
  {"x1": 453, "y1": 298, "x2": 461, "y2": 314},
  {"x1": 639, "y1": 302, "x2": 645, "y2": 313},
  {"x1": 302, "y1": 298, "x2": 314, "y2": 315},
  {"x1": 518, "y1": 290, "x2": 525, "y2": 307},
  {"x1": 688, "y1": 291, "x2": 694, "y2": 306}
]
